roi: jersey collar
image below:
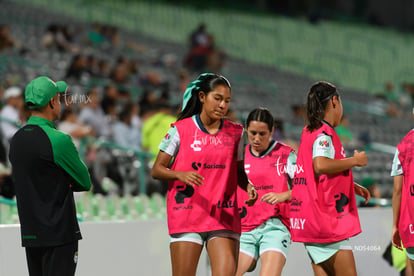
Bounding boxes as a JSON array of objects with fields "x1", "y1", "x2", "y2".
[
  {"x1": 322, "y1": 120, "x2": 334, "y2": 129},
  {"x1": 194, "y1": 114, "x2": 223, "y2": 134},
  {"x1": 27, "y1": 116, "x2": 56, "y2": 129},
  {"x1": 249, "y1": 140, "x2": 277, "y2": 158}
]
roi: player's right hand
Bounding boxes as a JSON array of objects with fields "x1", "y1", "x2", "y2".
[
  {"x1": 177, "y1": 171, "x2": 204, "y2": 187},
  {"x1": 353, "y1": 150, "x2": 367, "y2": 167}
]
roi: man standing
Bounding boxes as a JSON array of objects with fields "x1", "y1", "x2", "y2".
[{"x1": 9, "y1": 76, "x2": 91, "y2": 276}]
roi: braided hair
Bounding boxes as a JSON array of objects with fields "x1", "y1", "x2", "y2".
[{"x1": 245, "y1": 107, "x2": 274, "y2": 132}]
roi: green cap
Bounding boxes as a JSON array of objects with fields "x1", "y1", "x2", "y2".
[{"x1": 25, "y1": 76, "x2": 67, "y2": 109}]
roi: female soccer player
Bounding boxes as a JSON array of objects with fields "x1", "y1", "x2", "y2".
[
  {"x1": 391, "y1": 127, "x2": 414, "y2": 273},
  {"x1": 290, "y1": 81, "x2": 370, "y2": 276},
  {"x1": 151, "y1": 73, "x2": 257, "y2": 276},
  {"x1": 236, "y1": 107, "x2": 296, "y2": 276}
]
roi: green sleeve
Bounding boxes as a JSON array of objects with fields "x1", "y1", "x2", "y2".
[{"x1": 49, "y1": 130, "x2": 92, "y2": 191}]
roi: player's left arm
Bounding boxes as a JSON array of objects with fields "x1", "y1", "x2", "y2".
[
  {"x1": 392, "y1": 174, "x2": 403, "y2": 250},
  {"x1": 354, "y1": 182, "x2": 370, "y2": 204},
  {"x1": 237, "y1": 130, "x2": 257, "y2": 206}
]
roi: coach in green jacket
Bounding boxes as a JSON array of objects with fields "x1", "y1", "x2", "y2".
[{"x1": 9, "y1": 76, "x2": 91, "y2": 276}]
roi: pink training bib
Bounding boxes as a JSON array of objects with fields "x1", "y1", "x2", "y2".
[
  {"x1": 166, "y1": 117, "x2": 243, "y2": 235},
  {"x1": 238, "y1": 142, "x2": 293, "y2": 232},
  {"x1": 290, "y1": 123, "x2": 361, "y2": 243},
  {"x1": 396, "y1": 130, "x2": 414, "y2": 247}
]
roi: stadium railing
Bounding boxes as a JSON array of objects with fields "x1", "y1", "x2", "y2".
[
  {"x1": 74, "y1": 192, "x2": 166, "y2": 222},
  {"x1": 78, "y1": 137, "x2": 154, "y2": 195},
  {"x1": 0, "y1": 192, "x2": 168, "y2": 224}
]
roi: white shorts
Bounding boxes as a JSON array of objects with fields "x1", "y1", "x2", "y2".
[{"x1": 170, "y1": 230, "x2": 240, "y2": 245}]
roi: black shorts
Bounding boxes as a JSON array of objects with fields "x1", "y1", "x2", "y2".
[{"x1": 25, "y1": 241, "x2": 79, "y2": 276}]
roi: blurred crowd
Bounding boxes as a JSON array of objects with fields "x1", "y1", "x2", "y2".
[
  {"x1": 0, "y1": 19, "x2": 413, "y2": 201},
  {"x1": 0, "y1": 21, "x2": 188, "y2": 197},
  {"x1": 0, "y1": 18, "x2": 253, "y2": 198}
]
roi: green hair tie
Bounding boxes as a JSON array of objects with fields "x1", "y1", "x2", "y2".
[
  {"x1": 198, "y1": 73, "x2": 215, "y2": 78},
  {"x1": 181, "y1": 73, "x2": 215, "y2": 111}
]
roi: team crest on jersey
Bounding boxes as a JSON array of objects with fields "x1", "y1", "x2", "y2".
[
  {"x1": 164, "y1": 133, "x2": 170, "y2": 141},
  {"x1": 190, "y1": 131, "x2": 202, "y2": 151},
  {"x1": 319, "y1": 138, "x2": 329, "y2": 148},
  {"x1": 190, "y1": 139, "x2": 202, "y2": 151}
]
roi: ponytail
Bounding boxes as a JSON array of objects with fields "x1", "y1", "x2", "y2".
[{"x1": 306, "y1": 81, "x2": 338, "y2": 132}]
